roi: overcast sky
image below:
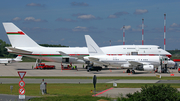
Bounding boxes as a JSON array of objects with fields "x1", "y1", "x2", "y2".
[{"x1": 1, "y1": 0, "x2": 180, "y2": 50}]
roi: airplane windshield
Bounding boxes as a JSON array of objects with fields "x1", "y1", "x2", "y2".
[{"x1": 158, "y1": 47, "x2": 161, "y2": 49}]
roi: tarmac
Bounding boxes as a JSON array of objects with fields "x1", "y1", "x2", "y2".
[
  {"x1": 0, "y1": 62, "x2": 180, "y2": 99},
  {"x1": 0, "y1": 62, "x2": 179, "y2": 77}
]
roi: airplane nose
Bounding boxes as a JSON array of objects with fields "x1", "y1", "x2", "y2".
[{"x1": 171, "y1": 61, "x2": 176, "y2": 66}]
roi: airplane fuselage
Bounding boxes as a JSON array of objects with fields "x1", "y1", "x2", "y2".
[
  {"x1": 84, "y1": 55, "x2": 175, "y2": 68},
  {"x1": 7, "y1": 45, "x2": 171, "y2": 64}
]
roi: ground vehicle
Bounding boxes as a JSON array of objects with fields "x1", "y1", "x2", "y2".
[
  {"x1": 178, "y1": 67, "x2": 180, "y2": 73},
  {"x1": 34, "y1": 63, "x2": 55, "y2": 69},
  {"x1": 87, "y1": 66, "x2": 102, "y2": 72}
]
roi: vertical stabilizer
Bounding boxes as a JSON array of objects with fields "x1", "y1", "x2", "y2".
[
  {"x1": 2, "y1": 22, "x2": 40, "y2": 47},
  {"x1": 85, "y1": 35, "x2": 104, "y2": 56}
]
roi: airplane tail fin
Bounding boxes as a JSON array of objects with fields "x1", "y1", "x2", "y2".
[
  {"x1": 2, "y1": 22, "x2": 40, "y2": 47},
  {"x1": 14, "y1": 55, "x2": 23, "y2": 62},
  {"x1": 85, "y1": 35, "x2": 105, "y2": 56}
]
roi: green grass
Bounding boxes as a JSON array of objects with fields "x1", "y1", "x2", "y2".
[
  {"x1": 0, "y1": 83, "x2": 112, "y2": 96},
  {"x1": 1, "y1": 76, "x2": 180, "y2": 80},
  {"x1": 29, "y1": 95, "x2": 111, "y2": 101},
  {"x1": 1, "y1": 83, "x2": 180, "y2": 101},
  {"x1": 1, "y1": 83, "x2": 180, "y2": 96}
]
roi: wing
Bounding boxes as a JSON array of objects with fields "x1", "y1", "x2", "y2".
[
  {"x1": 129, "y1": 61, "x2": 151, "y2": 66},
  {"x1": 128, "y1": 61, "x2": 142, "y2": 66}
]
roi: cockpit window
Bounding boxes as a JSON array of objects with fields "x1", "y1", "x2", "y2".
[{"x1": 158, "y1": 47, "x2": 161, "y2": 49}]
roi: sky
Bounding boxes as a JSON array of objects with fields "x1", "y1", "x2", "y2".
[{"x1": 1, "y1": 0, "x2": 180, "y2": 50}]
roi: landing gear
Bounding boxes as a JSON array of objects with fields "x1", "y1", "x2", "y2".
[
  {"x1": 131, "y1": 70, "x2": 135, "y2": 74},
  {"x1": 126, "y1": 69, "x2": 135, "y2": 74},
  {"x1": 126, "y1": 69, "x2": 130, "y2": 73}
]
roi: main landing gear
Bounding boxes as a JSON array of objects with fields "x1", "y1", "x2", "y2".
[{"x1": 126, "y1": 69, "x2": 135, "y2": 74}]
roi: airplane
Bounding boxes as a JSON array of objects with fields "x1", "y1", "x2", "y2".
[
  {"x1": 0, "y1": 55, "x2": 22, "y2": 65},
  {"x1": 84, "y1": 35, "x2": 175, "y2": 73},
  {"x1": 2, "y1": 22, "x2": 172, "y2": 67}
]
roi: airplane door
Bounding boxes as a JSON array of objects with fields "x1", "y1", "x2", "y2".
[
  {"x1": 62, "y1": 58, "x2": 69, "y2": 63},
  {"x1": 39, "y1": 52, "x2": 43, "y2": 59},
  {"x1": 136, "y1": 46, "x2": 139, "y2": 51}
]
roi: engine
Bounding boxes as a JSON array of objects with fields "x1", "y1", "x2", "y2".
[
  {"x1": 143, "y1": 65, "x2": 154, "y2": 71},
  {"x1": 136, "y1": 65, "x2": 154, "y2": 71}
]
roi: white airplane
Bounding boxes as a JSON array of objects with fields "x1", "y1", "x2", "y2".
[
  {"x1": 84, "y1": 35, "x2": 175, "y2": 73},
  {"x1": 2, "y1": 22, "x2": 172, "y2": 66},
  {"x1": 0, "y1": 55, "x2": 22, "y2": 65}
]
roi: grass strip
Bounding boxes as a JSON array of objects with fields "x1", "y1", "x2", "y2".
[
  {"x1": 29, "y1": 95, "x2": 111, "y2": 101},
  {"x1": 1, "y1": 83, "x2": 180, "y2": 96}
]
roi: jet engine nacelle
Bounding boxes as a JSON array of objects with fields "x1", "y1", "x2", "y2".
[{"x1": 143, "y1": 65, "x2": 154, "y2": 71}]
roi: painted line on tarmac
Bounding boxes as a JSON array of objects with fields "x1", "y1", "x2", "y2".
[{"x1": 92, "y1": 87, "x2": 113, "y2": 96}]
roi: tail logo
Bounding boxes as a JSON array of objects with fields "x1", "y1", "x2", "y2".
[{"x1": 7, "y1": 31, "x2": 25, "y2": 35}]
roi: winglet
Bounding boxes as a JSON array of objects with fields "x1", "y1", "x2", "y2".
[{"x1": 85, "y1": 35, "x2": 104, "y2": 56}]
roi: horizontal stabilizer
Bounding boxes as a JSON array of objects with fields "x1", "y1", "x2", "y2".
[
  {"x1": 14, "y1": 55, "x2": 23, "y2": 61},
  {"x1": 6, "y1": 47, "x2": 32, "y2": 54},
  {"x1": 88, "y1": 57, "x2": 109, "y2": 65},
  {"x1": 58, "y1": 51, "x2": 69, "y2": 56},
  {"x1": 58, "y1": 51, "x2": 84, "y2": 59}
]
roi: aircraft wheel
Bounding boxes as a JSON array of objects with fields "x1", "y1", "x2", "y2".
[
  {"x1": 127, "y1": 69, "x2": 130, "y2": 73},
  {"x1": 132, "y1": 70, "x2": 135, "y2": 74}
]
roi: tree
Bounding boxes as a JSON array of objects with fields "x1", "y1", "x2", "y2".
[
  {"x1": 121, "y1": 84, "x2": 180, "y2": 101},
  {"x1": 39, "y1": 44, "x2": 68, "y2": 47},
  {"x1": 0, "y1": 39, "x2": 13, "y2": 57}
]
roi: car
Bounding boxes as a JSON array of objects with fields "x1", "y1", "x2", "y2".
[
  {"x1": 87, "y1": 66, "x2": 102, "y2": 72},
  {"x1": 178, "y1": 67, "x2": 180, "y2": 73}
]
